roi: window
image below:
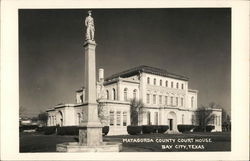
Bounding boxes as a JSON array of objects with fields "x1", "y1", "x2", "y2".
[
  {"x1": 147, "y1": 112, "x2": 151, "y2": 125},
  {"x1": 154, "y1": 78, "x2": 156, "y2": 85},
  {"x1": 191, "y1": 97, "x2": 194, "y2": 108},
  {"x1": 176, "y1": 83, "x2": 179, "y2": 89},
  {"x1": 113, "y1": 88, "x2": 116, "y2": 100},
  {"x1": 181, "y1": 84, "x2": 184, "y2": 89},
  {"x1": 191, "y1": 115, "x2": 195, "y2": 124},
  {"x1": 147, "y1": 94, "x2": 150, "y2": 104},
  {"x1": 153, "y1": 94, "x2": 156, "y2": 104},
  {"x1": 165, "y1": 96, "x2": 168, "y2": 105},
  {"x1": 182, "y1": 114, "x2": 184, "y2": 124},
  {"x1": 147, "y1": 77, "x2": 150, "y2": 84},
  {"x1": 77, "y1": 113, "x2": 81, "y2": 124},
  {"x1": 155, "y1": 112, "x2": 158, "y2": 125},
  {"x1": 123, "y1": 112, "x2": 127, "y2": 126},
  {"x1": 124, "y1": 88, "x2": 128, "y2": 101},
  {"x1": 116, "y1": 111, "x2": 121, "y2": 126},
  {"x1": 170, "y1": 97, "x2": 173, "y2": 106},
  {"x1": 166, "y1": 81, "x2": 168, "y2": 87},
  {"x1": 110, "y1": 111, "x2": 114, "y2": 126},
  {"x1": 218, "y1": 116, "x2": 221, "y2": 126},
  {"x1": 181, "y1": 98, "x2": 184, "y2": 107},
  {"x1": 159, "y1": 95, "x2": 162, "y2": 104},
  {"x1": 171, "y1": 82, "x2": 173, "y2": 88},
  {"x1": 106, "y1": 90, "x2": 109, "y2": 100},
  {"x1": 160, "y1": 80, "x2": 162, "y2": 86},
  {"x1": 133, "y1": 89, "x2": 137, "y2": 99},
  {"x1": 176, "y1": 97, "x2": 178, "y2": 106}
]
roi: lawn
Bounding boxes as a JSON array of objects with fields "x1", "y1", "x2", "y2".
[{"x1": 20, "y1": 132, "x2": 231, "y2": 152}]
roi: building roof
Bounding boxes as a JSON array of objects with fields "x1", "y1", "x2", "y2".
[{"x1": 105, "y1": 65, "x2": 189, "y2": 81}]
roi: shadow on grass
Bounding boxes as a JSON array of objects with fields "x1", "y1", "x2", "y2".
[{"x1": 20, "y1": 132, "x2": 231, "y2": 152}]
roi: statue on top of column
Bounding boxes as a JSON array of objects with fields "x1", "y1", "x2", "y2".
[{"x1": 85, "y1": 10, "x2": 95, "y2": 41}]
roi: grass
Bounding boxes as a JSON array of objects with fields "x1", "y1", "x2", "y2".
[{"x1": 20, "y1": 132, "x2": 231, "y2": 152}]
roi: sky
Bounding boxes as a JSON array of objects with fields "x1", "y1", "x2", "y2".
[{"x1": 19, "y1": 9, "x2": 231, "y2": 117}]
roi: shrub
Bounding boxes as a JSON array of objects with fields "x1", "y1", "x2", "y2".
[
  {"x1": 177, "y1": 125, "x2": 195, "y2": 133},
  {"x1": 20, "y1": 125, "x2": 38, "y2": 131},
  {"x1": 56, "y1": 126, "x2": 109, "y2": 136},
  {"x1": 158, "y1": 125, "x2": 169, "y2": 133},
  {"x1": 102, "y1": 126, "x2": 109, "y2": 136},
  {"x1": 193, "y1": 125, "x2": 215, "y2": 132},
  {"x1": 142, "y1": 125, "x2": 157, "y2": 134},
  {"x1": 57, "y1": 126, "x2": 79, "y2": 135},
  {"x1": 36, "y1": 126, "x2": 45, "y2": 132},
  {"x1": 206, "y1": 125, "x2": 215, "y2": 132},
  {"x1": 127, "y1": 126, "x2": 142, "y2": 135},
  {"x1": 44, "y1": 126, "x2": 57, "y2": 135}
]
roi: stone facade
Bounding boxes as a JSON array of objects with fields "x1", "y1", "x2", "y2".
[{"x1": 47, "y1": 65, "x2": 222, "y2": 134}]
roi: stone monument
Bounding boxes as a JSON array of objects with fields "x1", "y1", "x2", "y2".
[{"x1": 56, "y1": 11, "x2": 122, "y2": 152}]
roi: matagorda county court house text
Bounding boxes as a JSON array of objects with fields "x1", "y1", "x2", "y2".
[{"x1": 47, "y1": 65, "x2": 222, "y2": 135}]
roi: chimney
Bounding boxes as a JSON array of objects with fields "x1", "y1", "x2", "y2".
[{"x1": 99, "y1": 68, "x2": 104, "y2": 82}]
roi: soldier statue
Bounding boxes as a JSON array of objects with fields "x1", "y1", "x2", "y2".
[{"x1": 85, "y1": 10, "x2": 95, "y2": 41}]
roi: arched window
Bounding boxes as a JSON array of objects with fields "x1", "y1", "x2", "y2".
[
  {"x1": 176, "y1": 83, "x2": 179, "y2": 89},
  {"x1": 176, "y1": 97, "x2": 178, "y2": 106},
  {"x1": 171, "y1": 82, "x2": 174, "y2": 88},
  {"x1": 153, "y1": 94, "x2": 156, "y2": 104},
  {"x1": 106, "y1": 90, "x2": 109, "y2": 100},
  {"x1": 147, "y1": 77, "x2": 150, "y2": 84},
  {"x1": 133, "y1": 89, "x2": 137, "y2": 99},
  {"x1": 124, "y1": 88, "x2": 128, "y2": 101},
  {"x1": 160, "y1": 80, "x2": 162, "y2": 86},
  {"x1": 182, "y1": 114, "x2": 184, "y2": 124},
  {"x1": 113, "y1": 88, "x2": 116, "y2": 100},
  {"x1": 181, "y1": 97, "x2": 184, "y2": 107},
  {"x1": 166, "y1": 81, "x2": 168, "y2": 87},
  {"x1": 191, "y1": 97, "x2": 194, "y2": 108},
  {"x1": 170, "y1": 96, "x2": 173, "y2": 106},
  {"x1": 181, "y1": 83, "x2": 184, "y2": 89},
  {"x1": 154, "y1": 78, "x2": 156, "y2": 85},
  {"x1": 146, "y1": 94, "x2": 150, "y2": 104}
]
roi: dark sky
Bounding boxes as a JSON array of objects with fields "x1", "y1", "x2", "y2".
[{"x1": 19, "y1": 9, "x2": 231, "y2": 117}]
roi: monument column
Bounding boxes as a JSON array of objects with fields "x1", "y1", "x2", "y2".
[{"x1": 79, "y1": 11, "x2": 102, "y2": 146}]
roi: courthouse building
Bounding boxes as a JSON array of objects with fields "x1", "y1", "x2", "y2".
[{"x1": 47, "y1": 65, "x2": 222, "y2": 135}]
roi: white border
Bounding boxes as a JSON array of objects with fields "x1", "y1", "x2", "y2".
[{"x1": 1, "y1": 0, "x2": 249, "y2": 160}]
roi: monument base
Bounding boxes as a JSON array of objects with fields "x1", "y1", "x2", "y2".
[{"x1": 56, "y1": 142, "x2": 122, "y2": 152}]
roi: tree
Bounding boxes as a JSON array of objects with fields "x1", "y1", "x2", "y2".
[
  {"x1": 19, "y1": 106, "x2": 26, "y2": 118},
  {"x1": 130, "y1": 98, "x2": 144, "y2": 126},
  {"x1": 38, "y1": 112, "x2": 48, "y2": 126},
  {"x1": 196, "y1": 102, "x2": 220, "y2": 132},
  {"x1": 222, "y1": 108, "x2": 231, "y2": 131}
]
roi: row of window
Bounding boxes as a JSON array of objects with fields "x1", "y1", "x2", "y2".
[
  {"x1": 110, "y1": 111, "x2": 128, "y2": 126},
  {"x1": 146, "y1": 94, "x2": 192, "y2": 107},
  {"x1": 147, "y1": 77, "x2": 185, "y2": 89},
  {"x1": 146, "y1": 111, "x2": 159, "y2": 125},
  {"x1": 106, "y1": 88, "x2": 137, "y2": 101}
]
